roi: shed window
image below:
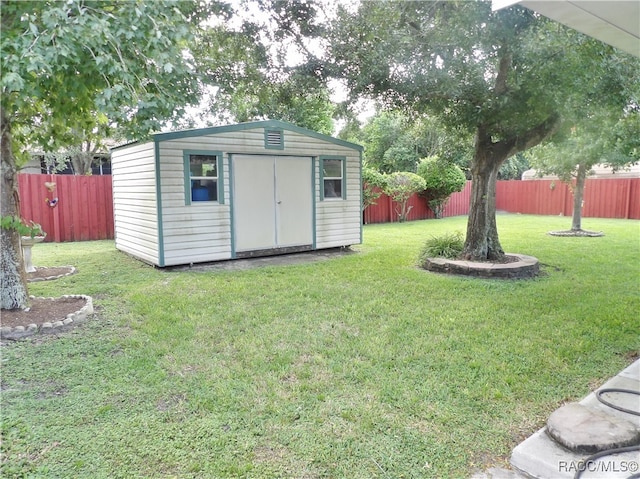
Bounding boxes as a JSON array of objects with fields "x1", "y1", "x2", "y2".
[
  {"x1": 322, "y1": 158, "x2": 344, "y2": 199},
  {"x1": 189, "y1": 154, "x2": 218, "y2": 202}
]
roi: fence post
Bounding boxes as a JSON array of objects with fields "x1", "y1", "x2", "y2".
[{"x1": 624, "y1": 179, "x2": 631, "y2": 219}]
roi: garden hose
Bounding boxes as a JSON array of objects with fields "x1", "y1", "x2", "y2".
[
  {"x1": 596, "y1": 389, "x2": 640, "y2": 417},
  {"x1": 573, "y1": 388, "x2": 640, "y2": 479}
]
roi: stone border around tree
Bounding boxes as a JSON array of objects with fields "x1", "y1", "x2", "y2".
[
  {"x1": 548, "y1": 230, "x2": 604, "y2": 237},
  {"x1": 422, "y1": 254, "x2": 540, "y2": 279},
  {"x1": 27, "y1": 266, "x2": 77, "y2": 282},
  {"x1": 0, "y1": 295, "x2": 94, "y2": 340}
]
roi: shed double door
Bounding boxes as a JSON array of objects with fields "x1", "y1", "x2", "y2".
[{"x1": 233, "y1": 155, "x2": 313, "y2": 254}]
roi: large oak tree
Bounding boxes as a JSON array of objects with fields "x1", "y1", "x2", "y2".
[{"x1": 321, "y1": 1, "x2": 639, "y2": 260}]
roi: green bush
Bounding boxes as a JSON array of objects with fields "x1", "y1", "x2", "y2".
[
  {"x1": 383, "y1": 171, "x2": 427, "y2": 222},
  {"x1": 419, "y1": 231, "x2": 464, "y2": 260},
  {"x1": 416, "y1": 156, "x2": 466, "y2": 218},
  {"x1": 362, "y1": 166, "x2": 386, "y2": 211}
]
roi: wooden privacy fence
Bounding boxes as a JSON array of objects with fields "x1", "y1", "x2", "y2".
[
  {"x1": 364, "y1": 182, "x2": 472, "y2": 224},
  {"x1": 365, "y1": 178, "x2": 640, "y2": 223},
  {"x1": 18, "y1": 174, "x2": 114, "y2": 242},
  {"x1": 17, "y1": 175, "x2": 639, "y2": 241},
  {"x1": 495, "y1": 178, "x2": 640, "y2": 219}
]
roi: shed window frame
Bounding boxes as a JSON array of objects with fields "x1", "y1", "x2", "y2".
[
  {"x1": 320, "y1": 156, "x2": 346, "y2": 201},
  {"x1": 183, "y1": 150, "x2": 224, "y2": 205},
  {"x1": 264, "y1": 128, "x2": 285, "y2": 150}
]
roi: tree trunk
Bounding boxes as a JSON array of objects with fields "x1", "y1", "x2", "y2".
[
  {"x1": 71, "y1": 148, "x2": 94, "y2": 175},
  {"x1": 571, "y1": 163, "x2": 587, "y2": 231},
  {"x1": 1, "y1": 110, "x2": 29, "y2": 310},
  {"x1": 461, "y1": 113, "x2": 560, "y2": 261},
  {"x1": 462, "y1": 145, "x2": 505, "y2": 261}
]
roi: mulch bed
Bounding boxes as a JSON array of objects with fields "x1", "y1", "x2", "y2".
[
  {"x1": 27, "y1": 266, "x2": 76, "y2": 282},
  {"x1": 1, "y1": 265, "x2": 86, "y2": 333},
  {"x1": 1, "y1": 297, "x2": 87, "y2": 329}
]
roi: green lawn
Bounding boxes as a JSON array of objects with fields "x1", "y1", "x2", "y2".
[{"x1": 2, "y1": 215, "x2": 639, "y2": 478}]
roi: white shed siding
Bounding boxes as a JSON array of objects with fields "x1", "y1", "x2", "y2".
[
  {"x1": 315, "y1": 156, "x2": 361, "y2": 248},
  {"x1": 157, "y1": 127, "x2": 361, "y2": 260},
  {"x1": 111, "y1": 141, "x2": 159, "y2": 265},
  {"x1": 162, "y1": 129, "x2": 353, "y2": 157},
  {"x1": 157, "y1": 140, "x2": 232, "y2": 266}
]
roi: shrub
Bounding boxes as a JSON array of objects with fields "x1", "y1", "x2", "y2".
[
  {"x1": 362, "y1": 166, "x2": 386, "y2": 211},
  {"x1": 383, "y1": 172, "x2": 427, "y2": 222},
  {"x1": 419, "y1": 231, "x2": 464, "y2": 261},
  {"x1": 416, "y1": 156, "x2": 466, "y2": 218}
]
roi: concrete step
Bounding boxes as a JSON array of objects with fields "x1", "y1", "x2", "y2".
[
  {"x1": 510, "y1": 360, "x2": 640, "y2": 479},
  {"x1": 546, "y1": 402, "x2": 640, "y2": 453}
]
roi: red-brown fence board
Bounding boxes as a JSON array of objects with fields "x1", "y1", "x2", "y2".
[
  {"x1": 442, "y1": 181, "x2": 472, "y2": 218},
  {"x1": 18, "y1": 174, "x2": 114, "y2": 242}
]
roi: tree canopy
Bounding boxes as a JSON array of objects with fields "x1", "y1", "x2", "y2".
[
  {"x1": 1, "y1": 1, "x2": 218, "y2": 157},
  {"x1": 192, "y1": 0, "x2": 336, "y2": 134},
  {"x1": 343, "y1": 110, "x2": 472, "y2": 174},
  {"x1": 416, "y1": 156, "x2": 466, "y2": 219},
  {"x1": 0, "y1": 0, "x2": 222, "y2": 309}
]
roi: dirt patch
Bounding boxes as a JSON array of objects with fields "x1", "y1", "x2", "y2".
[
  {"x1": 1, "y1": 297, "x2": 87, "y2": 329},
  {"x1": 27, "y1": 266, "x2": 76, "y2": 282}
]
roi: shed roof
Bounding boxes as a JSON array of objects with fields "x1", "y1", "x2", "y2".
[{"x1": 111, "y1": 119, "x2": 363, "y2": 152}]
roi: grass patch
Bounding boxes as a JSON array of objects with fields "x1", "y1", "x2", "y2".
[{"x1": 2, "y1": 215, "x2": 639, "y2": 478}]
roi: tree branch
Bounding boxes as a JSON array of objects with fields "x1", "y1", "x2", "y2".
[
  {"x1": 499, "y1": 113, "x2": 561, "y2": 159},
  {"x1": 494, "y1": 50, "x2": 511, "y2": 95}
]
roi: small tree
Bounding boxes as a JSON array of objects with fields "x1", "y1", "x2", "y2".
[
  {"x1": 383, "y1": 172, "x2": 426, "y2": 222},
  {"x1": 416, "y1": 156, "x2": 466, "y2": 218},
  {"x1": 43, "y1": 123, "x2": 115, "y2": 175},
  {"x1": 527, "y1": 109, "x2": 639, "y2": 232}
]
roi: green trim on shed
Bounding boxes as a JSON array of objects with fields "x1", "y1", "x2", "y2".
[
  {"x1": 311, "y1": 156, "x2": 317, "y2": 249},
  {"x1": 319, "y1": 155, "x2": 347, "y2": 201},
  {"x1": 147, "y1": 120, "x2": 363, "y2": 153},
  {"x1": 153, "y1": 139, "x2": 165, "y2": 267},
  {"x1": 228, "y1": 154, "x2": 236, "y2": 259},
  {"x1": 182, "y1": 150, "x2": 224, "y2": 205}
]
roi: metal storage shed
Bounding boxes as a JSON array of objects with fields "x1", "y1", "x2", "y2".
[{"x1": 110, "y1": 120, "x2": 363, "y2": 267}]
